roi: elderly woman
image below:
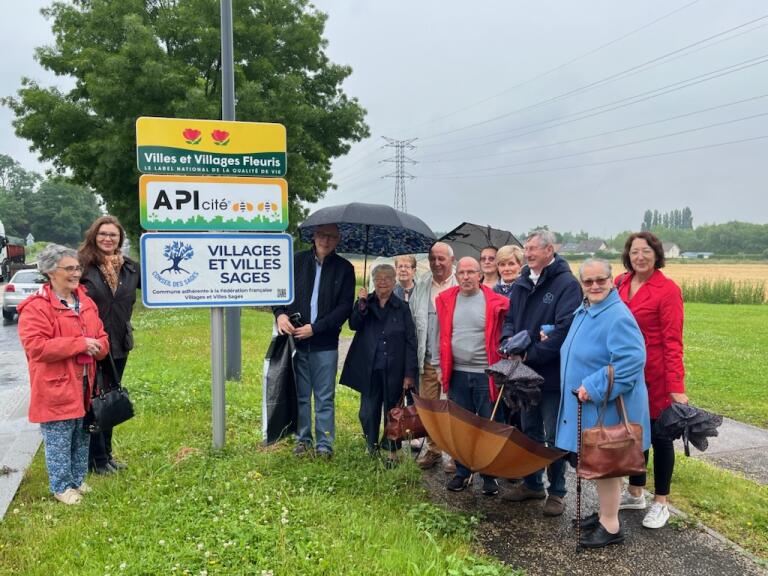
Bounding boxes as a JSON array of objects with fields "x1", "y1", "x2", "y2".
[
  {"x1": 18, "y1": 244, "x2": 109, "y2": 505},
  {"x1": 555, "y1": 258, "x2": 650, "y2": 548},
  {"x1": 493, "y1": 244, "x2": 524, "y2": 296},
  {"x1": 79, "y1": 215, "x2": 140, "y2": 475},
  {"x1": 340, "y1": 264, "x2": 418, "y2": 466},
  {"x1": 479, "y1": 246, "x2": 500, "y2": 289},
  {"x1": 615, "y1": 232, "x2": 687, "y2": 529}
]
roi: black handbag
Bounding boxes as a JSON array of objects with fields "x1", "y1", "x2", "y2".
[{"x1": 87, "y1": 353, "x2": 135, "y2": 433}]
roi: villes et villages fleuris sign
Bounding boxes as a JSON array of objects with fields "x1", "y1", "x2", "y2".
[{"x1": 136, "y1": 117, "x2": 286, "y2": 177}]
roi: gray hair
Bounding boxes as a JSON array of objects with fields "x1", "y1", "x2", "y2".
[
  {"x1": 372, "y1": 263, "x2": 396, "y2": 280},
  {"x1": 527, "y1": 229, "x2": 557, "y2": 248},
  {"x1": 430, "y1": 241, "x2": 454, "y2": 258},
  {"x1": 38, "y1": 244, "x2": 79, "y2": 277},
  {"x1": 579, "y1": 258, "x2": 612, "y2": 278}
]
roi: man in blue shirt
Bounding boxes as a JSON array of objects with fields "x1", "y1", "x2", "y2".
[{"x1": 273, "y1": 224, "x2": 355, "y2": 458}]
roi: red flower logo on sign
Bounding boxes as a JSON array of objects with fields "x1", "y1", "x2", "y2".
[
  {"x1": 211, "y1": 130, "x2": 230, "y2": 146},
  {"x1": 182, "y1": 128, "x2": 202, "y2": 145}
]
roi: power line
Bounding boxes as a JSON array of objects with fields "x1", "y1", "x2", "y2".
[
  {"x1": 420, "y1": 112, "x2": 768, "y2": 177},
  {"x1": 417, "y1": 54, "x2": 768, "y2": 160},
  {"x1": 420, "y1": 93, "x2": 768, "y2": 164},
  {"x1": 417, "y1": 13, "x2": 768, "y2": 142},
  {"x1": 419, "y1": 134, "x2": 768, "y2": 180},
  {"x1": 390, "y1": 0, "x2": 704, "y2": 137}
]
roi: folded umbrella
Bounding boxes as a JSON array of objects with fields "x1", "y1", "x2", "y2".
[
  {"x1": 486, "y1": 358, "x2": 544, "y2": 415},
  {"x1": 654, "y1": 402, "x2": 723, "y2": 456},
  {"x1": 412, "y1": 394, "x2": 565, "y2": 479}
]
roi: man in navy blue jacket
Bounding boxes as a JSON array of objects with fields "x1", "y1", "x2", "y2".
[
  {"x1": 273, "y1": 224, "x2": 355, "y2": 458},
  {"x1": 500, "y1": 229, "x2": 582, "y2": 516}
]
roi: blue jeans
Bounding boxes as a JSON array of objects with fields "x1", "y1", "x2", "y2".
[
  {"x1": 40, "y1": 418, "x2": 89, "y2": 494},
  {"x1": 294, "y1": 347, "x2": 338, "y2": 453},
  {"x1": 448, "y1": 370, "x2": 499, "y2": 481},
  {"x1": 521, "y1": 389, "x2": 566, "y2": 497}
]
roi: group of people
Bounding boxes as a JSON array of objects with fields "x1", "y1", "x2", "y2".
[
  {"x1": 275, "y1": 225, "x2": 686, "y2": 549},
  {"x1": 18, "y1": 216, "x2": 139, "y2": 505}
]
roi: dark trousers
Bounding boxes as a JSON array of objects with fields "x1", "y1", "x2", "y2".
[
  {"x1": 359, "y1": 369, "x2": 402, "y2": 452},
  {"x1": 448, "y1": 370, "x2": 499, "y2": 481},
  {"x1": 89, "y1": 356, "x2": 127, "y2": 468},
  {"x1": 629, "y1": 418, "x2": 675, "y2": 496}
]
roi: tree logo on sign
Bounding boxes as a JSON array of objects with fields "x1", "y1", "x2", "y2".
[{"x1": 161, "y1": 241, "x2": 194, "y2": 274}]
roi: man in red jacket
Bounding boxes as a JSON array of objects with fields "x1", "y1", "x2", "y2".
[{"x1": 435, "y1": 257, "x2": 509, "y2": 496}]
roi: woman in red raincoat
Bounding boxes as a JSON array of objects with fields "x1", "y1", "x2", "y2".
[{"x1": 615, "y1": 231, "x2": 687, "y2": 530}]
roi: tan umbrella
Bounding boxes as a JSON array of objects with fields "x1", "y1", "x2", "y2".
[{"x1": 412, "y1": 394, "x2": 566, "y2": 479}]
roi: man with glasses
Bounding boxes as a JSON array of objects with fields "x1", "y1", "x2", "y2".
[
  {"x1": 273, "y1": 223, "x2": 355, "y2": 459},
  {"x1": 500, "y1": 229, "x2": 582, "y2": 516}
]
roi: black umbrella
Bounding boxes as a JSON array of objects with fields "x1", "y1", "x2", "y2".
[
  {"x1": 654, "y1": 402, "x2": 723, "y2": 456},
  {"x1": 299, "y1": 202, "x2": 436, "y2": 283},
  {"x1": 439, "y1": 222, "x2": 522, "y2": 260},
  {"x1": 486, "y1": 358, "x2": 544, "y2": 415}
]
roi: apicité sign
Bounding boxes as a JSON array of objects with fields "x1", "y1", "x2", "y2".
[
  {"x1": 141, "y1": 232, "x2": 293, "y2": 308},
  {"x1": 139, "y1": 175, "x2": 288, "y2": 231},
  {"x1": 136, "y1": 117, "x2": 286, "y2": 177}
]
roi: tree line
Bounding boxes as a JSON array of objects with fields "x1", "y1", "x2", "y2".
[
  {"x1": 641, "y1": 207, "x2": 693, "y2": 231},
  {"x1": 0, "y1": 154, "x2": 102, "y2": 246}
]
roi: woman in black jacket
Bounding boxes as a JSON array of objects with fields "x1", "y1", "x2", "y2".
[
  {"x1": 78, "y1": 215, "x2": 140, "y2": 474},
  {"x1": 340, "y1": 264, "x2": 418, "y2": 467}
]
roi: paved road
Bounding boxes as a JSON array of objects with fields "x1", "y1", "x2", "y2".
[{"x1": 0, "y1": 311, "x2": 40, "y2": 519}]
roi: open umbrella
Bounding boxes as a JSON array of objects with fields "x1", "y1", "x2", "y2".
[
  {"x1": 299, "y1": 202, "x2": 436, "y2": 283},
  {"x1": 439, "y1": 222, "x2": 522, "y2": 260},
  {"x1": 412, "y1": 394, "x2": 565, "y2": 479}
]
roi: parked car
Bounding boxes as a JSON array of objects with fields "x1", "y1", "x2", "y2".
[{"x1": 2, "y1": 269, "x2": 46, "y2": 321}]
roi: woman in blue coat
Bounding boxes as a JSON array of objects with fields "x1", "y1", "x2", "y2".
[
  {"x1": 340, "y1": 264, "x2": 418, "y2": 467},
  {"x1": 555, "y1": 259, "x2": 650, "y2": 549}
]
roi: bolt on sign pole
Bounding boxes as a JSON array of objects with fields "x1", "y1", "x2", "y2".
[
  {"x1": 220, "y1": 0, "x2": 243, "y2": 384},
  {"x1": 211, "y1": 0, "x2": 236, "y2": 449}
]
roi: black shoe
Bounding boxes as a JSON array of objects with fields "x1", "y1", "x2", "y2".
[
  {"x1": 482, "y1": 477, "x2": 499, "y2": 496},
  {"x1": 316, "y1": 449, "x2": 333, "y2": 461},
  {"x1": 580, "y1": 523, "x2": 625, "y2": 549},
  {"x1": 108, "y1": 458, "x2": 127, "y2": 470},
  {"x1": 293, "y1": 442, "x2": 312, "y2": 456},
  {"x1": 572, "y1": 512, "x2": 600, "y2": 530},
  {"x1": 447, "y1": 475, "x2": 470, "y2": 492},
  {"x1": 90, "y1": 463, "x2": 116, "y2": 476}
]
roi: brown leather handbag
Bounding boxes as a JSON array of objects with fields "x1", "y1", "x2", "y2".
[
  {"x1": 385, "y1": 391, "x2": 427, "y2": 441},
  {"x1": 577, "y1": 365, "x2": 646, "y2": 480}
]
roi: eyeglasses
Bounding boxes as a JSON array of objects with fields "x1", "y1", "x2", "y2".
[
  {"x1": 97, "y1": 232, "x2": 119, "y2": 239},
  {"x1": 581, "y1": 276, "x2": 610, "y2": 287},
  {"x1": 479, "y1": 256, "x2": 496, "y2": 262},
  {"x1": 57, "y1": 265, "x2": 83, "y2": 273},
  {"x1": 315, "y1": 232, "x2": 340, "y2": 241}
]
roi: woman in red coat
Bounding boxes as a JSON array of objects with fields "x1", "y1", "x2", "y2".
[
  {"x1": 615, "y1": 231, "x2": 687, "y2": 529},
  {"x1": 18, "y1": 244, "x2": 109, "y2": 505}
]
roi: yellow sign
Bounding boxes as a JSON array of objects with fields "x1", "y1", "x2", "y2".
[{"x1": 136, "y1": 117, "x2": 287, "y2": 176}]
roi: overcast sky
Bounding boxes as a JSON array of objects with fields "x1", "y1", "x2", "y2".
[{"x1": 2, "y1": 0, "x2": 767, "y2": 237}]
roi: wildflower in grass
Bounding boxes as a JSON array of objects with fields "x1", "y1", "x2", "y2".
[
  {"x1": 159, "y1": 539, "x2": 166, "y2": 546},
  {"x1": 197, "y1": 543, "x2": 204, "y2": 550},
  {"x1": 119, "y1": 562, "x2": 127, "y2": 570},
  {"x1": 12, "y1": 508, "x2": 19, "y2": 514}
]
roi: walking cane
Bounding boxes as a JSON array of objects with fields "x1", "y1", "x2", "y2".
[{"x1": 572, "y1": 388, "x2": 584, "y2": 553}]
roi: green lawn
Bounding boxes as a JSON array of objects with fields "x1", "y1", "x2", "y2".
[
  {"x1": 684, "y1": 303, "x2": 768, "y2": 428},
  {"x1": 2, "y1": 303, "x2": 767, "y2": 573},
  {"x1": 0, "y1": 307, "x2": 516, "y2": 576}
]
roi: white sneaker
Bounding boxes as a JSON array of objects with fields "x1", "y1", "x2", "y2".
[
  {"x1": 76, "y1": 482, "x2": 92, "y2": 494},
  {"x1": 619, "y1": 489, "x2": 647, "y2": 510},
  {"x1": 642, "y1": 502, "x2": 670, "y2": 529},
  {"x1": 54, "y1": 488, "x2": 82, "y2": 505}
]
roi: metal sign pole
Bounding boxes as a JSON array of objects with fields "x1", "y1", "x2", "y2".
[
  {"x1": 220, "y1": 0, "x2": 242, "y2": 383},
  {"x1": 211, "y1": 0, "x2": 235, "y2": 449}
]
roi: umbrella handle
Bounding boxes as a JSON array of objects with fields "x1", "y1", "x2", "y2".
[{"x1": 490, "y1": 384, "x2": 505, "y2": 421}]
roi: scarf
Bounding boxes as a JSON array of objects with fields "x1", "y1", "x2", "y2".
[{"x1": 99, "y1": 253, "x2": 124, "y2": 295}]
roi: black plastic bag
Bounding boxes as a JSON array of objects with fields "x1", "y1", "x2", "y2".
[{"x1": 262, "y1": 334, "x2": 298, "y2": 445}]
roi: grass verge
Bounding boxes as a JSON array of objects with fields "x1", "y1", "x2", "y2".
[{"x1": 0, "y1": 307, "x2": 517, "y2": 576}]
